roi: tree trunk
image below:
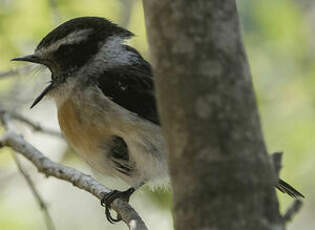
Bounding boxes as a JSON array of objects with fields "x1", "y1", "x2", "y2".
[{"x1": 142, "y1": 0, "x2": 282, "y2": 229}]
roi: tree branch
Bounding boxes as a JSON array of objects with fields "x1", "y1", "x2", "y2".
[{"x1": 0, "y1": 112, "x2": 148, "y2": 230}]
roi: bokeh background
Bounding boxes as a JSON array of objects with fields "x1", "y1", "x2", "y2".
[{"x1": 0, "y1": 0, "x2": 313, "y2": 229}]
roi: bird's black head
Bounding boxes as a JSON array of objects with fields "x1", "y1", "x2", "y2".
[
  {"x1": 12, "y1": 17, "x2": 134, "y2": 107},
  {"x1": 13, "y1": 17, "x2": 133, "y2": 74}
]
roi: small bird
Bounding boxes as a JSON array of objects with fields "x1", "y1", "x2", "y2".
[{"x1": 12, "y1": 17, "x2": 304, "y2": 223}]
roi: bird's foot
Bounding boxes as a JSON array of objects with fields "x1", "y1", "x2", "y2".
[{"x1": 101, "y1": 187, "x2": 135, "y2": 224}]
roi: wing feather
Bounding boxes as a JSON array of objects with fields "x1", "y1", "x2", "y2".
[{"x1": 96, "y1": 47, "x2": 160, "y2": 125}]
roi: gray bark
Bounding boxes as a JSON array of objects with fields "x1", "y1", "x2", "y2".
[{"x1": 143, "y1": 0, "x2": 282, "y2": 229}]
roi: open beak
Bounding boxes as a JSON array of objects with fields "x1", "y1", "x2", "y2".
[
  {"x1": 12, "y1": 54, "x2": 53, "y2": 108},
  {"x1": 11, "y1": 54, "x2": 42, "y2": 64},
  {"x1": 30, "y1": 83, "x2": 54, "y2": 109}
]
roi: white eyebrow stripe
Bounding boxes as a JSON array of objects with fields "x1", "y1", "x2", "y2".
[
  {"x1": 36, "y1": 28, "x2": 93, "y2": 55},
  {"x1": 93, "y1": 35, "x2": 138, "y2": 68}
]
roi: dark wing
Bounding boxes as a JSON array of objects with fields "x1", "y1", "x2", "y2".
[{"x1": 97, "y1": 48, "x2": 159, "y2": 125}]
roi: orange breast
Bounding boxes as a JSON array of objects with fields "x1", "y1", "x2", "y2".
[{"x1": 57, "y1": 98, "x2": 110, "y2": 162}]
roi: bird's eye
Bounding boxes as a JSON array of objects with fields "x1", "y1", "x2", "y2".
[{"x1": 57, "y1": 44, "x2": 73, "y2": 55}]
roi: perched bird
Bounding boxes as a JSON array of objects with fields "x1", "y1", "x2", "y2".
[{"x1": 12, "y1": 17, "x2": 304, "y2": 223}]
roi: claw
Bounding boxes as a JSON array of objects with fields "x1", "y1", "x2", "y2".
[{"x1": 101, "y1": 188, "x2": 135, "y2": 224}]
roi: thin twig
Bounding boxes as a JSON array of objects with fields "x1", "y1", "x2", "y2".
[
  {"x1": 11, "y1": 152, "x2": 56, "y2": 230},
  {"x1": 0, "y1": 109, "x2": 62, "y2": 138},
  {"x1": 11, "y1": 111, "x2": 62, "y2": 137},
  {"x1": 283, "y1": 199, "x2": 303, "y2": 224},
  {"x1": 0, "y1": 111, "x2": 148, "y2": 230},
  {"x1": 0, "y1": 109, "x2": 11, "y2": 130},
  {"x1": 119, "y1": 0, "x2": 135, "y2": 28},
  {"x1": 47, "y1": 0, "x2": 61, "y2": 24},
  {"x1": 0, "y1": 65, "x2": 33, "y2": 79}
]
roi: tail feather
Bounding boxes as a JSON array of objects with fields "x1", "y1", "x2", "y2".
[{"x1": 276, "y1": 179, "x2": 304, "y2": 199}]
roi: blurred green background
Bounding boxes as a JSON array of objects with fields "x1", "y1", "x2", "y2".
[{"x1": 0, "y1": 0, "x2": 313, "y2": 229}]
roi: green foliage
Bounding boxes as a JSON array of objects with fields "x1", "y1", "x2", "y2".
[{"x1": 0, "y1": 0, "x2": 313, "y2": 228}]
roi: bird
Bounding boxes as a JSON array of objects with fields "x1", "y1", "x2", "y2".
[{"x1": 12, "y1": 16, "x2": 304, "y2": 223}]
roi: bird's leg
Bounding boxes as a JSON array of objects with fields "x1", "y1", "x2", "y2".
[{"x1": 101, "y1": 187, "x2": 135, "y2": 224}]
